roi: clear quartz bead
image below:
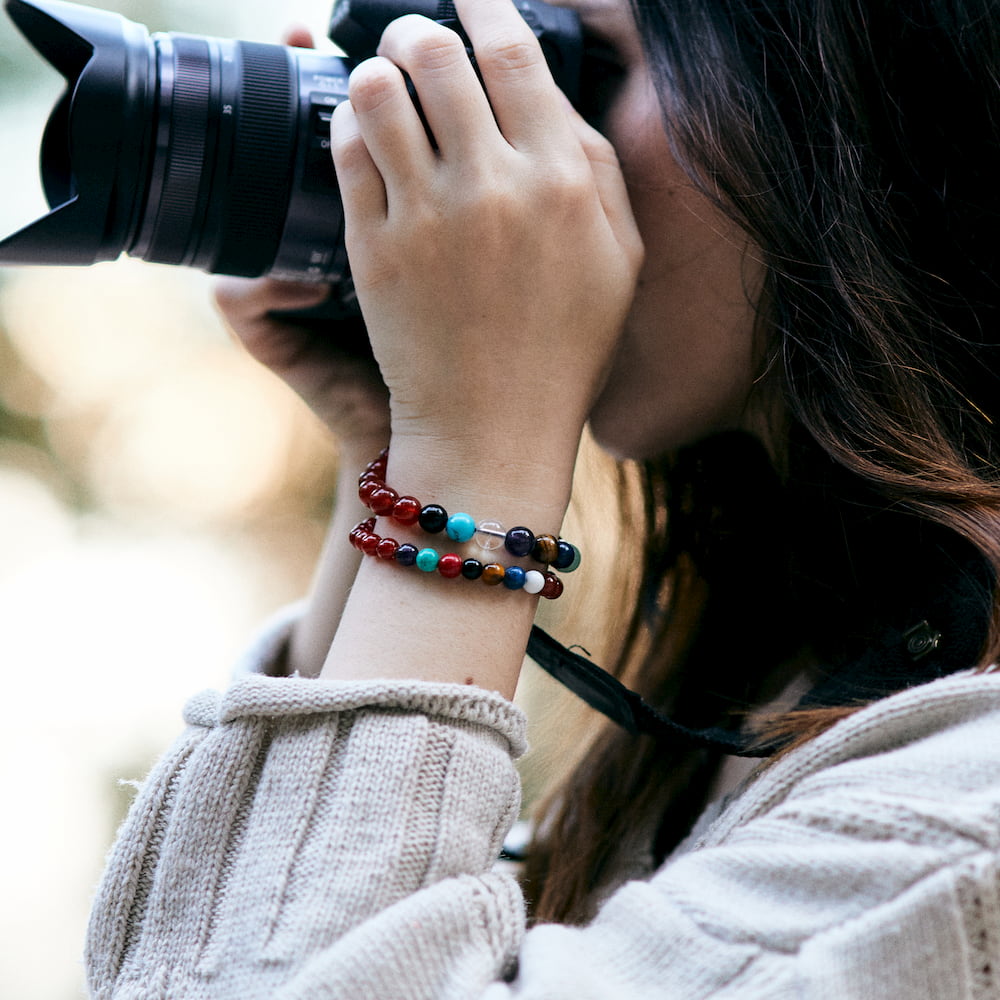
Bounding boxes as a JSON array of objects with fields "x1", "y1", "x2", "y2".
[{"x1": 475, "y1": 519, "x2": 505, "y2": 552}]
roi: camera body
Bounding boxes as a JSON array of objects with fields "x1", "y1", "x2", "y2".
[{"x1": 0, "y1": 0, "x2": 582, "y2": 317}]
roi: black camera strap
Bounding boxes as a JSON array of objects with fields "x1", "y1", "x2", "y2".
[{"x1": 526, "y1": 551, "x2": 992, "y2": 757}]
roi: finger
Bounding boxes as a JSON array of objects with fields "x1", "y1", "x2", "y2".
[
  {"x1": 330, "y1": 99, "x2": 390, "y2": 225},
  {"x1": 282, "y1": 25, "x2": 315, "y2": 49},
  {"x1": 343, "y1": 56, "x2": 436, "y2": 202},
  {"x1": 562, "y1": 102, "x2": 642, "y2": 257},
  {"x1": 214, "y1": 276, "x2": 328, "y2": 327},
  {"x1": 376, "y1": 15, "x2": 496, "y2": 160},
  {"x1": 452, "y1": 0, "x2": 572, "y2": 152}
]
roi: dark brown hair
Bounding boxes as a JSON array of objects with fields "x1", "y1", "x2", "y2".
[{"x1": 525, "y1": 0, "x2": 1000, "y2": 923}]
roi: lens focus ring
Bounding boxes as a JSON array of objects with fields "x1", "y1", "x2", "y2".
[
  {"x1": 148, "y1": 36, "x2": 211, "y2": 265},
  {"x1": 213, "y1": 42, "x2": 296, "y2": 277}
]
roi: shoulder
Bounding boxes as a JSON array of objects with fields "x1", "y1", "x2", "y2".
[{"x1": 699, "y1": 670, "x2": 1000, "y2": 849}]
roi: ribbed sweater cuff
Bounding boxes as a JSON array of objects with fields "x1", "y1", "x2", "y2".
[{"x1": 87, "y1": 674, "x2": 526, "y2": 999}]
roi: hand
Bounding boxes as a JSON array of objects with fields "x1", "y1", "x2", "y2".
[
  {"x1": 330, "y1": 0, "x2": 643, "y2": 472},
  {"x1": 214, "y1": 276, "x2": 390, "y2": 454},
  {"x1": 214, "y1": 27, "x2": 390, "y2": 458}
]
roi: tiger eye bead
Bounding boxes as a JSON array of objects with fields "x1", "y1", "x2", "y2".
[
  {"x1": 481, "y1": 563, "x2": 506, "y2": 586},
  {"x1": 531, "y1": 534, "x2": 560, "y2": 564}
]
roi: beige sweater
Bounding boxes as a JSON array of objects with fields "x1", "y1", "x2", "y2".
[{"x1": 85, "y1": 625, "x2": 1000, "y2": 999}]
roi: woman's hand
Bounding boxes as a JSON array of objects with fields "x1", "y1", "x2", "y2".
[
  {"x1": 331, "y1": 0, "x2": 643, "y2": 475},
  {"x1": 214, "y1": 276, "x2": 390, "y2": 456}
]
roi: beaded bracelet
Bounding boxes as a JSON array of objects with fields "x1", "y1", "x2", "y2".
[
  {"x1": 350, "y1": 517, "x2": 565, "y2": 599},
  {"x1": 358, "y1": 450, "x2": 581, "y2": 572}
]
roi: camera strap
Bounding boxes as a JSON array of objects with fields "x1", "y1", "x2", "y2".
[{"x1": 526, "y1": 551, "x2": 992, "y2": 757}]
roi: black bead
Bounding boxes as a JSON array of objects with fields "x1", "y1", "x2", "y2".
[
  {"x1": 418, "y1": 504, "x2": 448, "y2": 533},
  {"x1": 461, "y1": 558, "x2": 484, "y2": 580}
]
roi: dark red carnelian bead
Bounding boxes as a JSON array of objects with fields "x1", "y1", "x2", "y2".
[
  {"x1": 376, "y1": 537, "x2": 399, "y2": 560},
  {"x1": 359, "y1": 479, "x2": 382, "y2": 504},
  {"x1": 540, "y1": 572, "x2": 564, "y2": 600},
  {"x1": 369, "y1": 487, "x2": 399, "y2": 515},
  {"x1": 392, "y1": 496, "x2": 422, "y2": 525},
  {"x1": 361, "y1": 533, "x2": 381, "y2": 556},
  {"x1": 438, "y1": 553, "x2": 463, "y2": 578}
]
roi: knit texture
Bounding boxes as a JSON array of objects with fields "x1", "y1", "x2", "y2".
[{"x1": 86, "y1": 633, "x2": 1000, "y2": 998}]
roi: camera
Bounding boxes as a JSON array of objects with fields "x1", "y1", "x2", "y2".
[{"x1": 0, "y1": 0, "x2": 582, "y2": 318}]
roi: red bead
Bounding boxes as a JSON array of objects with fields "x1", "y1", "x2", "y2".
[
  {"x1": 438, "y1": 553, "x2": 463, "y2": 578},
  {"x1": 376, "y1": 537, "x2": 399, "y2": 560},
  {"x1": 369, "y1": 486, "x2": 399, "y2": 515},
  {"x1": 392, "y1": 495, "x2": 422, "y2": 525},
  {"x1": 361, "y1": 533, "x2": 380, "y2": 556},
  {"x1": 359, "y1": 479, "x2": 382, "y2": 504},
  {"x1": 540, "y1": 572, "x2": 564, "y2": 600}
]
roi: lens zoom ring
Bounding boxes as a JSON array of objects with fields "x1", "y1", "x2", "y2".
[
  {"x1": 153, "y1": 38, "x2": 211, "y2": 264},
  {"x1": 215, "y1": 43, "x2": 296, "y2": 276}
]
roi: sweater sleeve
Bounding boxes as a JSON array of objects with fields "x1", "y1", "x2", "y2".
[{"x1": 86, "y1": 667, "x2": 1000, "y2": 1000}]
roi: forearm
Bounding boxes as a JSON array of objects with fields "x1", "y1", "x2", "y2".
[
  {"x1": 286, "y1": 437, "x2": 388, "y2": 678},
  {"x1": 322, "y1": 433, "x2": 577, "y2": 699}
]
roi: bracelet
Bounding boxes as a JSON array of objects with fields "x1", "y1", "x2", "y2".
[
  {"x1": 350, "y1": 517, "x2": 565, "y2": 599},
  {"x1": 357, "y1": 450, "x2": 581, "y2": 571}
]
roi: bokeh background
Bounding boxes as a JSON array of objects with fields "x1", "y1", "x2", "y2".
[{"x1": 0, "y1": 2, "x2": 627, "y2": 996}]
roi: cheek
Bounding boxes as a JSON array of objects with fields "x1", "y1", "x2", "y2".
[{"x1": 589, "y1": 79, "x2": 763, "y2": 457}]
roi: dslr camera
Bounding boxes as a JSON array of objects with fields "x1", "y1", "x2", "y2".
[{"x1": 0, "y1": 0, "x2": 583, "y2": 318}]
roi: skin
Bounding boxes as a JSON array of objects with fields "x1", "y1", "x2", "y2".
[{"x1": 215, "y1": 0, "x2": 761, "y2": 692}]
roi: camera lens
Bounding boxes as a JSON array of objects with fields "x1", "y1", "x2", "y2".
[{"x1": 130, "y1": 36, "x2": 298, "y2": 277}]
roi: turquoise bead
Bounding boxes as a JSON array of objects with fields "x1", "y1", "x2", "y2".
[
  {"x1": 416, "y1": 548, "x2": 440, "y2": 572},
  {"x1": 446, "y1": 512, "x2": 476, "y2": 543}
]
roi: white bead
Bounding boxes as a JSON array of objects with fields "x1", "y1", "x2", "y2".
[
  {"x1": 523, "y1": 570, "x2": 545, "y2": 595},
  {"x1": 475, "y1": 519, "x2": 505, "y2": 552}
]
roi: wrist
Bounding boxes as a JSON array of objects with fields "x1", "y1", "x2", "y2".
[{"x1": 382, "y1": 428, "x2": 582, "y2": 535}]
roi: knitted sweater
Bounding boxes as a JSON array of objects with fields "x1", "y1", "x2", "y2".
[{"x1": 86, "y1": 624, "x2": 1000, "y2": 999}]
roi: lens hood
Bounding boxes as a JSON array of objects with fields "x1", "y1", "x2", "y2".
[{"x1": 1, "y1": 0, "x2": 154, "y2": 265}]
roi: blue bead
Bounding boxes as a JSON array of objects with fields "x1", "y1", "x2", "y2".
[
  {"x1": 396, "y1": 544, "x2": 418, "y2": 567},
  {"x1": 505, "y1": 526, "x2": 535, "y2": 557},
  {"x1": 553, "y1": 540, "x2": 581, "y2": 572},
  {"x1": 503, "y1": 566, "x2": 526, "y2": 590},
  {"x1": 416, "y1": 548, "x2": 440, "y2": 572},
  {"x1": 446, "y1": 512, "x2": 476, "y2": 543}
]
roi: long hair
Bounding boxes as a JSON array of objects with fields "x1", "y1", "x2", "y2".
[{"x1": 525, "y1": 0, "x2": 1000, "y2": 923}]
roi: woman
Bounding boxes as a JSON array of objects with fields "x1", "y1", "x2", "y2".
[{"x1": 86, "y1": 0, "x2": 1000, "y2": 996}]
